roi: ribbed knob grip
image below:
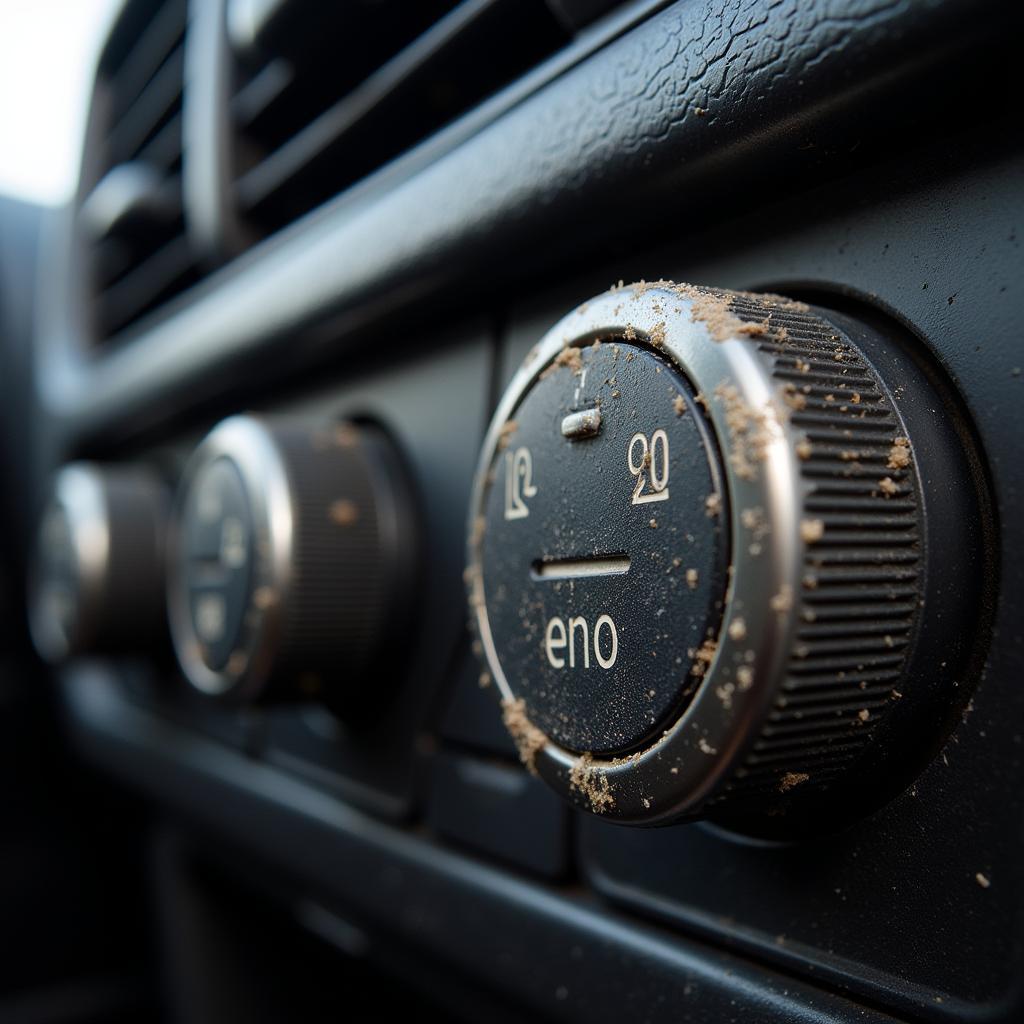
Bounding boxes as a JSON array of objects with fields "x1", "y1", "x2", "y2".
[
  {"x1": 713, "y1": 296, "x2": 923, "y2": 803},
  {"x1": 29, "y1": 463, "x2": 168, "y2": 662}
]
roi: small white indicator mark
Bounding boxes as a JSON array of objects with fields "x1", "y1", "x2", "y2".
[
  {"x1": 220, "y1": 516, "x2": 247, "y2": 568},
  {"x1": 561, "y1": 408, "x2": 602, "y2": 439},
  {"x1": 195, "y1": 593, "x2": 226, "y2": 642}
]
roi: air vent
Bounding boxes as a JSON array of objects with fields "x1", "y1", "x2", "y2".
[
  {"x1": 82, "y1": 0, "x2": 199, "y2": 342},
  {"x1": 228, "y1": 0, "x2": 573, "y2": 238}
]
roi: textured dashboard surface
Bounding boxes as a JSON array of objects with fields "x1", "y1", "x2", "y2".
[{"x1": 39, "y1": 0, "x2": 1014, "y2": 443}]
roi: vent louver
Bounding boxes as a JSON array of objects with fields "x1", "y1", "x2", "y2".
[
  {"x1": 77, "y1": 0, "x2": 619, "y2": 344},
  {"x1": 228, "y1": 0, "x2": 572, "y2": 238},
  {"x1": 82, "y1": 0, "x2": 197, "y2": 342}
]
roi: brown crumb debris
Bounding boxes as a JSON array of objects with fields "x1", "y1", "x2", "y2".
[
  {"x1": 329, "y1": 499, "x2": 360, "y2": 526},
  {"x1": 673, "y1": 395, "x2": 687, "y2": 417},
  {"x1": 770, "y1": 585, "x2": 794, "y2": 613},
  {"x1": 727, "y1": 617, "x2": 747, "y2": 641},
  {"x1": 781, "y1": 383, "x2": 807, "y2": 411},
  {"x1": 737, "y1": 665, "x2": 754, "y2": 689},
  {"x1": 779, "y1": 771, "x2": 810, "y2": 793},
  {"x1": 878, "y1": 476, "x2": 899, "y2": 497},
  {"x1": 332, "y1": 423, "x2": 360, "y2": 449},
  {"x1": 568, "y1": 753, "x2": 615, "y2": 813},
  {"x1": 713, "y1": 382, "x2": 779, "y2": 480},
  {"x1": 795, "y1": 438, "x2": 813, "y2": 460},
  {"x1": 705, "y1": 492, "x2": 722, "y2": 517},
  {"x1": 541, "y1": 346, "x2": 583, "y2": 380},
  {"x1": 623, "y1": 324, "x2": 637, "y2": 341},
  {"x1": 740, "y1": 506, "x2": 770, "y2": 555},
  {"x1": 976, "y1": 872, "x2": 991, "y2": 889},
  {"x1": 496, "y1": 419, "x2": 519, "y2": 451},
  {"x1": 478, "y1": 672, "x2": 491, "y2": 689},
  {"x1": 501, "y1": 698, "x2": 547, "y2": 775},
  {"x1": 685, "y1": 568, "x2": 699, "y2": 590},
  {"x1": 649, "y1": 321, "x2": 667, "y2": 347},
  {"x1": 468, "y1": 514, "x2": 486, "y2": 548},
  {"x1": 690, "y1": 638, "x2": 718, "y2": 677},
  {"x1": 857, "y1": 708, "x2": 870, "y2": 723},
  {"x1": 887, "y1": 436, "x2": 911, "y2": 470},
  {"x1": 801, "y1": 518, "x2": 825, "y2": 543}
]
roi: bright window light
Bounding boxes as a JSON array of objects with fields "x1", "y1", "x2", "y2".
[{"x1": 0, "y1": 0, "x2": 120, "y2": 206}]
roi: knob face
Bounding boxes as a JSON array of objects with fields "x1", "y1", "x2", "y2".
[
  {"x1": 28, "y1": 463, "x2": 168, "y2": 662},
  {"x1": 478, "y1": 342, "x2": 729, "y2": 755},
  {"x1": 168, "y1": 415, "x2": 415, "y2": 707},
  {"x1": 467, "y1": 282, "x2": 990, "y2": 827}
]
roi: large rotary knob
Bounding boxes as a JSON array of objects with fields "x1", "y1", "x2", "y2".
[
  {"x1": 28, "y1": 463, "x2": 169, "y2": 662},
  {"x1": 168, "y1": 415, "x2": 416, "y2": 710},
  {"x1": 466, "y1": 282, "x2": 992, "y2": 829}
]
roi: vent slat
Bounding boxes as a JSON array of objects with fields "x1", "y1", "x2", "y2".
[
  {"x1": 85, "y1": 0, "x2": 194, "y2": 343},
  {"x1": 135, "y1": 110, "x2": 184, "y2": 173},
  {"x1": 107, "y1": 44, "x2": 184, "y2": 164},
  {"x1": 96, "y1": 234, "x2": 198, "y2": 339},
  {"x1": 233, "y1": 0, "x2": 569, "y2": 234},
  {"x1": 107, "y1": 0, "x2": 187, "y2": 123}
]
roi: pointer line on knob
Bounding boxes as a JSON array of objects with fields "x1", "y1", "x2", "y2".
[{"x1": 532, "y1": 555, "x2": 631, "y2": 580}]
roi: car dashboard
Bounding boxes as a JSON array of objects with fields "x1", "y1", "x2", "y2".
[{"x1": 1, "y1": 0, "x2": 1022, "y2": 1021}]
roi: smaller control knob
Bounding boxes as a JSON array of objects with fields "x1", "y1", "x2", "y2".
[
  {"x1": 168, "y1": 415, "x2": 415, "y2": 709},
  {"x1": 28, "y1": 463, "x2": 169, "y2": 662}
]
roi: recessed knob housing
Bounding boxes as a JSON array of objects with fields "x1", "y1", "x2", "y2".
[
  {"x1": 466, "y1": 282, "x2": 991, "y2": 828},
  {"x1": 28, "y1": 463, "x2": 168, "y2": 662},
  {"x1": 168, "y1": 415, "x2": 416, "y2": 710}
]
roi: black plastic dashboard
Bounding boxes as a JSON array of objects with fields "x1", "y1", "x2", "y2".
[{"x1": 9, "y1": 0, "x2": 1024, "y2": 1020}]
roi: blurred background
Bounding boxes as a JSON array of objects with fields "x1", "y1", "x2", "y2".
[{"x1": 0, "y1": 0, "x2": 116, "y2": 206}]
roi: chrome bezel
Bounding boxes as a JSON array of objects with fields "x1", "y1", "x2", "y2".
[
  {"x1": 466, "y1": 285, "x2": 807, "y2": 824},
  {"x1": 28, "y1": 463, "x2": 110, "y2": 662},
  {"x1": 168, "y1": 415, "x2": 294, "y2": 700}
]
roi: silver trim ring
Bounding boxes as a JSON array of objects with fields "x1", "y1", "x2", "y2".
[
  {"x1": 168, "y1": 415, "x2": 294, "y2": 700},
  {"x1": 467, "y1": 285, "x2": 807, "y2": 824},
  {"x1": 29, "y1": 463, "x2": 110, "y2": 662}
]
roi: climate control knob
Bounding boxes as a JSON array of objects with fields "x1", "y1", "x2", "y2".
[
  {"x1": 168, "y1": 415, "x2": 416, "y2": 709},
  {"x1": 28, "y1": 463, "x2": 169, "y2": 662},
  {"x1": 466, "y1": 282, "x2": 991, "y2": 828}
]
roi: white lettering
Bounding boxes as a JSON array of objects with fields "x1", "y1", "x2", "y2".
[
  {"x1": 504, "y1": 447, "x2": 538, "y2": 520},
  {"x1": 568, "y1": 616, "x2": 590, "y2": 668},
  {"x1": 545, "y1": 617, "x2": 567, "y2": 668},
  {"x1": 594, "y1": 614, "x2": 618, "y2": 669},
  {"x1": 628, "y1": 429, "x2": 671, "y2": 505},
  {"x1": 542, "y1": 613, "x2": 618, "y2": 670}
]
